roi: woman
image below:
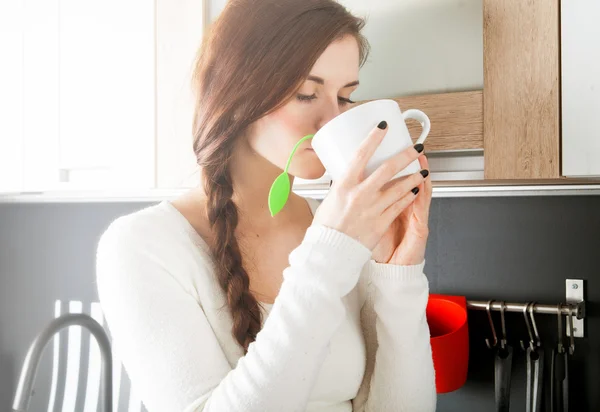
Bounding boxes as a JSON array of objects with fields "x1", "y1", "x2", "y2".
[{"x1": 96, "y1": 0, "x2": 436, "y2": 411}]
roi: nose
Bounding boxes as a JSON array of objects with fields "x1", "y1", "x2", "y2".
[{"x1": 317, "y1": 100, "x2": 341, "y2": 129}]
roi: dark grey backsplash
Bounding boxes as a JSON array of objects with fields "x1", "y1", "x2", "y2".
[{"x1": 1, "y1": 196, "x2": 598, "y2": 411}]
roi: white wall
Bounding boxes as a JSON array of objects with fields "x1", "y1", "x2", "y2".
[
  {"x1": 209, "y1": 0, "x2": 483, "y2": 100},
  {"x1": 342, "y1": 0, "x2": 482, "y2": 99}
]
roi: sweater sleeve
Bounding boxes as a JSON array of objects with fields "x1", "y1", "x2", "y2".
[
  {"x1": 352, "y1": 261, "x2": 437, "y2": 412},
  {"x1": 96, "y1": 219, "x2": 372, "y2": 412}
]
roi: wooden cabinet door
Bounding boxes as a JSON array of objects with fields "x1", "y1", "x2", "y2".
[
  {"x1": 561, "y1": 0, "x2": 600, "y2": 178},
  {"x1": 483, "y1": 0, "x2": 561, "y2": 180}
]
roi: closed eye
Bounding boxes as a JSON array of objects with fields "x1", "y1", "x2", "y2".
[
  {"x1": 338, "y1": 97, "x2": 356, "y2": 106},
  {"x1": 296, "y1": 93, "x2": 356, "y2": 106},
  {"x1": 296, "y1": 93, "x2": 317, "y2": 102}
]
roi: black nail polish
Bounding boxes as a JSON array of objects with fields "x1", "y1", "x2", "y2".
[
  {"x1": 414, "y1": 143, "x2": 424, "y2": 153},
  {"x1": 420, "y1": 169, "x2": 429, "y2": 178},
  {"x1": 377, "y1": 121, "x2": 387, "y2": 130},
  {"x1": 411, "y1": 187, "x2": 420, "y2": 195}
]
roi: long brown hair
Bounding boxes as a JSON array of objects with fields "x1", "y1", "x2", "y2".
[{"x1": 191, "y1": 0, "x2": 369, "y2": 352}]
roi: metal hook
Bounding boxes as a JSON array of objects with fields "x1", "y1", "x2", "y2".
[
  {"x1": 485, "y1": 300, "x2": 498, "y2": 349},
  {"x1": 529, "y1": 302, "x2": 542, "y2": 347},
  {"x1": 521, "y1": 302, "x2": 535, "y2": 351},
  {"x1": 566, "y1": 304, "x2": 575, "y2": 355},
  {"x1": 557, "y1": 304, "x2": 564, "y2": 354},
  {"x1": 499, "y1": 301, "x2": 508, "y2": 350}
]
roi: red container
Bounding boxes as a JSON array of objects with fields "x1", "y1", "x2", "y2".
[{"x1": 426, "y1": 294, "x2": 469, "y2": 394}]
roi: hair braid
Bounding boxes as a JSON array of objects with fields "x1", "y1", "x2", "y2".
[{"x1": 203, "y1": 163, "x2": 262, "y2": 351}]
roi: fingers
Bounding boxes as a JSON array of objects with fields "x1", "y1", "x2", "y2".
[
  {"x1": 378, "y1": 168, "x2": 429, "y2": 212},
  {"x1": 380, "y1": 189, "x2": 418, "y2": 226},
  {"x1": 346, "y1": 121, "x2": 389, "y2": 182},
  {"x1": 362, "y1": 142, "x2": 425, "y2": 188},
  {"x1": 414, "y1": 155, "x2": 432, "y2": 222},
  {"x1": 418, "y1": 153, "x2": 429, "y2": 170}
]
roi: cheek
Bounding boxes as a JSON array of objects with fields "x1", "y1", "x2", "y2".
[
  {"x1": 248, "y1": 103, "x2": 326, "y2": 178},
  {"x1": 251, "y1": 105, "x2": 313, "y2": 160},
  {"x1": 246, "y1": 108, "x2": 302, "y2": 170},
  {"x1": 271, "y1": 104, "x2": 314, "y2": 136}
]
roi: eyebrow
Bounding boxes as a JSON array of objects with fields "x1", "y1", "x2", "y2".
[{"x1": 307, "y1": 75, "x2": 359, "y2": 88}]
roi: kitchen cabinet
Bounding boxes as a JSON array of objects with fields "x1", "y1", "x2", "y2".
[
  {"x1": 0, "y1": 1, "x2": 25, "y2": 192},
  {"x1": 0, "y1": 0, "x2": 204, "y2": 193},
  {"x1": 0, "y1": 0, "x2": 156, "y2": 192},
  {"x1": 483, "y1": 0, "x2": 600, "y2": 180},
  {"x1": 561, "y1": 0, "x2": 600, "y2": 178},
  {"x1": 57, "y1": 0, "x2": 155, "y2": 189},
  {"x1": 482, "y1": 0, "x2": 560, "y2": 180}
]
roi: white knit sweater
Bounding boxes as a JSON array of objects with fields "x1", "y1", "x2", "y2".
[{"x1": 95, "y1": 199, "x2": 436, "y2": 412}]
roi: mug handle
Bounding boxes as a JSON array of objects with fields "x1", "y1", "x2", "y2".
[{"x1": 402, "y1": 109, "x2": 431, "y2": 145}]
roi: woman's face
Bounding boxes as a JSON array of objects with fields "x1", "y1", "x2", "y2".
[{"x1": 247, "y1": 35, "x2": 361, "y2": 180}]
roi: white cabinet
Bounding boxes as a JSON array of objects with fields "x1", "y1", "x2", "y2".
[
  {"x1": 0, "y1": 0, "x2": 205, "y2": 193},
  {"x1": 561, "y1": 0, "x2": 600, "y2": 178},
  {"x1": 1, "y1": 0, "x2": 156, "y2": 192},
  {"x1": 20, "y1": 0, "x2": 61, "y2": 190},
  {"x1": 0, "y1": 0, "x2": 26, "y2": 192},
  {"x1": 56, "y1": 0, "x2": 155, "y2": 189}
]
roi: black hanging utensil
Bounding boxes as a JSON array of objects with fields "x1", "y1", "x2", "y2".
[
  {"x1": 526, "y1": 347, "x2": 544, "y2": 412},
  {"x1": 494, "y1": 301, "x2": 513, "y2": 412},
  {"x1": 551, "y1": 304, "x2": 569, "y2": 412},
  {"x1": 551, "y1": 349, "x2": 567, "y2": 412},
  {"x1": 495, "y1": 345, "x2": 513, "y2": 412}
]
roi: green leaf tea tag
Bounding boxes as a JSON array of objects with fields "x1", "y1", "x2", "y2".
[{"x1": 267, "y1": 134, "x2": 314, "y2": 217}]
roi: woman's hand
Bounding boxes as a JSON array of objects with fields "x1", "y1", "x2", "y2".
[
  {"x1": 371, "y1": 154, "x2": 432, "y2": 265},
  {"x1": 312, "y1": 121, "x2": 428, "y2": 251}
]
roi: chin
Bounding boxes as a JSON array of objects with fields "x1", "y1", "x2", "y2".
[
  {"x1": 288, "y1": 151, "x2": 327, "y2": 180},
  {"x1": 294, "y1": 167, "x2": 327, "y2": 180}
]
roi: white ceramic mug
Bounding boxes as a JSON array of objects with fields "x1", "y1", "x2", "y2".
[{"x1": 311, "y1": 99, "x2": 430, "y2": 181}]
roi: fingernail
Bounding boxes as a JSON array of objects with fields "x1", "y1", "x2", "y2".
[
  {"x1": 420, "y1": 169, "x2": 429, "y2": 178},
  {"x1": 411, "y1": 187, "x2": 420, "y2": 195},
  {"x1": 414, "y1": 143, "x2": 424, "y2": 153},
  {"x1": 377, "y1": 121, "x2": 387, "y2": 130}
]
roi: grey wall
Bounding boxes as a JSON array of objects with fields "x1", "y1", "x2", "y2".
[
  {"x1": 1, "y1": 196, "x2": 599, "y2": 411},
  {"x1": 0, "y1": 202, "x2": 152, "y2": 412}
]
